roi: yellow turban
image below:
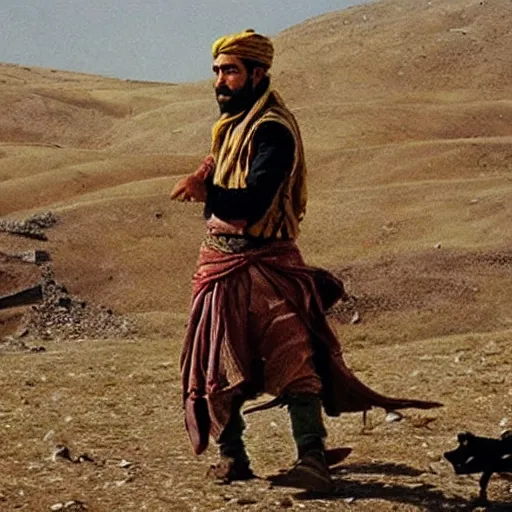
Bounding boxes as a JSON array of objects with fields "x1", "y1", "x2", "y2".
[{"x1": 212, "y1": 29, "x2": 274, "y2": 69}]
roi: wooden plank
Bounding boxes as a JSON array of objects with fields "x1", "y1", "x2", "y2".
[{"x1": 0, "y1": 285, "x2": 43, "y2": 310}]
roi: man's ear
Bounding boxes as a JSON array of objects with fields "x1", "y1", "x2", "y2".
[{"x1": 252, "y1": 66, "x2": 266, "y2": 87}]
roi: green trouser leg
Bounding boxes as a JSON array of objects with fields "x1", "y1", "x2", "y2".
[
  {"x1": 218, "y1": 399, "x2": 250, "y2": 465},
  {"x1": 287, "y1": 393, "x2": 327, "y2": 459}
]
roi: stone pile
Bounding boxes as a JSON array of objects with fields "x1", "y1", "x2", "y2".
[
  {"x1": 19, "y1": 265, "x2": 134, "y2": 341},
  {"x1": 0, "y1": 211, "x2": 57, "y2": 240}
]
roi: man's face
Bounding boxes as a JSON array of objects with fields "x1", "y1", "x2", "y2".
[{"x1": 212, "y1": 54, "x2": 254, "y2": 114}]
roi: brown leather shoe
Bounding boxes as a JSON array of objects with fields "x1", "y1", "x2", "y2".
[
  {"x1": 207, "y1": 456, "x2": 255, "y2": 484},
  {"x1": 269, "y1": 452, "x2": 334, "y2": 493},
  {"x1": 324, "y1": 447, "x2": 352, "y2": 467}
]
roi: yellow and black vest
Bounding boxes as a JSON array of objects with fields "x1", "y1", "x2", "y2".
[{"x1": 211, "y1": 87, "x2": 307, "y2": 240}]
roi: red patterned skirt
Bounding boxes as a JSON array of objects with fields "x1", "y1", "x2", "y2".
[{"x1": 181, "y1": 240, "x2": 441, "y2": 455}]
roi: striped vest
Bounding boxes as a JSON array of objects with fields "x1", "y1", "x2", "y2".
[{"x1": 211, "y1": 87, "x2": 307, "y2": 240}]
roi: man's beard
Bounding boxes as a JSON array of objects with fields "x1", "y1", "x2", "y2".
[{"x1": 215, "y1": 77, "x2": 255, "y2": 115}]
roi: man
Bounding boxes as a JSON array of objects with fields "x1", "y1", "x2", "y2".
[{"x1": 171, "y1": 29, "x2": 441, "y2": 493}]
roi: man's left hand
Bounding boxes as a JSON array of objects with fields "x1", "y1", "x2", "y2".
[{"x1": 170, "y1": 174, "x2": 207, "y2": 202}]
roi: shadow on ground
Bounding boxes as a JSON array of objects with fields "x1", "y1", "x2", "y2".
[
  {"x1": 286, "y1": 461, "x2": 510, "y2": 511},
  {"x1": 332, "y1": 461, "x2": 425, "y2": 477}
]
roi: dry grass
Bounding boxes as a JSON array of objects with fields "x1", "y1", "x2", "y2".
[{"x1": 1, "y1": 0, "x2": 512, "y2": 510}]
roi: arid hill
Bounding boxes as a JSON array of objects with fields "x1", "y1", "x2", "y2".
[{"x1": 1, "y1": 0, "x2": 510, "y2": 342}]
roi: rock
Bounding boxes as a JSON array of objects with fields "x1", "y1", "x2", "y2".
[
  {"x1": 449, "y1": 27, "x2": 469, "y2": 35},
  {"x1": 350, "y1": 311, "x2": 361, "y2": 324},
  {"x1": 0, "y1": 211, "x2": 57, "y2": 240},
  {"x1": 500, "y1": 417, "x2": 508, "y2": 427},
  {"x1": 434, "y1": 243, "x2": 442, "y2": 249},
  {"x1": 21, "y1": 250, "x2": 51, "y2": 264},
  {"x1": 76, "y1": 454, "x2": 94, "y2": 463},
  {"x1": 51, "y1": 444, "x2": 94, "y2": 464},
  {"x1": 43, "y1": 430, "x2": 55, "y2": 442},
  {"x1": 63, "y1": 501, "x2": 87, "y2": 511},
  {"x1": 411, "y1": 417, "x2": 437, "y2": 428},
  {"x1": 428, "y1": 462, "x2": 444, "y2": 475},
  {"x1": 51, "y1": 504, "x2": 64, "y2": 511},
  {"x1": 237, "y1": 497, "x2": 258, "y2": 505},
  {"x1": 280, "y1": 497, "x2": 293, "y2": 508},
  {"x1": 52, "y1": 445, "x2": 73, "y2": 463},
  {"x1": 0, "y1": 249, "x2": 51, "y2": 264},
  {"x1": 119, "y1": 459, "x2": 132, "y2": 468},
  {"x1": 17, "y1": 263, "x2": 135, "y2": 341},
  {"x1": 0, "y1": 337, "x2": 32, "y2": 353},
  {"x1": 385, "y1": 411, "x2": 404, "y2": 423}
]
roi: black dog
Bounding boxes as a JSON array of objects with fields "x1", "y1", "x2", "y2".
[{"x1": 444, "y1": 430, "x2": 512, "y2": 503}]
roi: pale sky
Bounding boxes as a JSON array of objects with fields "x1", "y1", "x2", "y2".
[{"x1": 0, "y1": 0, "x2": 368, "y2": 83}]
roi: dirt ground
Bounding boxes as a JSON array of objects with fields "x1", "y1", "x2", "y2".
[{"x1": 0, "y1": 326, "x2": 511, "y2": 511}]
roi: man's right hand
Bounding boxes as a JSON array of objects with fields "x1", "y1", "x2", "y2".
[{"x1": 170, "y1": 155, "x2": 215, "y2": 202}]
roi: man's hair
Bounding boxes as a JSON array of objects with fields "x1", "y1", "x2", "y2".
[{"x1": 242, "y1": 58, "x2": 269, "y2": 74}]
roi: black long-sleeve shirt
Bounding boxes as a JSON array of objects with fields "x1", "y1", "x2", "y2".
[{"x1": 204, "y1": 121, "x2": 295, "y2": 226}]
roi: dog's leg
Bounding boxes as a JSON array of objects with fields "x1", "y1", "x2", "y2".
[{"x1": 476, "y1": 471, "x2": 492, "y2": 504}]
